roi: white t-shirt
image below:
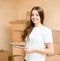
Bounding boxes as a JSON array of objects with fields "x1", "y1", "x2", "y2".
[{"x1": 25, "y1": 25, "x2": 53, "y2": 61}]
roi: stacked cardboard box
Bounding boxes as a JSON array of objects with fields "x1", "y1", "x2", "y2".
[
  {"x1": 52, "y1": 30, "x2": 59, "y2": 43},
  {"x1": 26, "y1": 11, "x2": 30, "y2": 20},
  {"x1": 54, "y1": 43, "x2": 60, "y2": 55},
  {"x1": 52, "y1": 30, "x2": 60, "y2": 55},
  {"x1": 0, "y1": 50, "x2": 8, "y2": 61},
  {"x1": 12, "y1": 55, "x2": 25, "y2": 61},
  {"x1": 46, "y1": 55, "x2": 60, "y2": 61},
  {"x1": 10, "y1": 20, "x2": 29, "y2": 61}
]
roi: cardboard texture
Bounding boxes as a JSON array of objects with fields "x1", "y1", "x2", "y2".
[
  {"x1": 52, "y1": 30, "x2": 59, "y2": 43},
  {"x1": 0, "y1": 51, "x2": 8, "y2": 61},
  {"x1": 59, "y1": 31, "x2": 60, "y2": 42},
  {"x1": 13, "y1": 46, "x2": 25, "y2": 55},
  {"x1": 12, "y1": 55, "x2": 25, "y2": 61},
  {"x1": 10, "y1": 20, "x2": 29, "y2": 31},
  {"x1": 10, "y1": 20, "x2": 27, "y2": 61},
  {"x1": 54, "y1": 43, "x2": 60, "y2": 55},
  {"x1": 46, "y1": 55, "x2": 60, "y2": 61},
  {"x1": 11, "y1": 24, "x2": 27, "y2": 31},
  {"x1": 26, "y1": 11, "x2": 30, "y2": 20},
  {"x1": 12, "y1": 31, "x2": 24, "y2": 42}
]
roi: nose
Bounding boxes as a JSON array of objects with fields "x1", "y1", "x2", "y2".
[{"x1": 33, "y1": 15, "x2": 36, "y2": 19}]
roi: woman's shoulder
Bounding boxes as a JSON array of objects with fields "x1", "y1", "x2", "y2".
[{"x1": 42, "y1": 25, "x2": 52, "y2": 32}]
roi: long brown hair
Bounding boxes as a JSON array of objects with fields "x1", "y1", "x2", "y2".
[{"x1": 22, "y1": 6, "x2": 44, "y2": 40}]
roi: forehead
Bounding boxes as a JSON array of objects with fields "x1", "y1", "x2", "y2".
[{"x1": 32, "y1": 9, "x2": 39, "y2": 14}]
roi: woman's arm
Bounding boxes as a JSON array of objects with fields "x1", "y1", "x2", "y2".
[
  {"x1": 35, "y1": 43, "x2": 54, "y2": 56},
  {"x1": 24, "y1": 43, "x2": 54, "y2": 56}
]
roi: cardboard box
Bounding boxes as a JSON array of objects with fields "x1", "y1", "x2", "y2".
[
  {"x1": 12, "y1": 55, "x2": 25, "y2": 61},
  {"x1": 12, "y1": 46, "x2": 25, "y2": 55},
  {"x1": 11, "y1": 24, "x2": 27, "y2": 31},
  {"x1": 0, "y1": 50, "x2": 8, "y2": 61},
  {"x1": 52, "y1": 30, "x2": 59, "y2": 43},
  {"x1": 10, "y1": 20, "x2": 29, "y2": 31},
  {"x1": 12, "y1": 31, "x2": 24, "y2": 42},
  {"x1": 54, "y1": 43, "x2": 60, "y2": 55},
  {"x1": 26, "y1": 11, "x2": 30, "y2": 20},
  {"x1": 59, "y1": 31, "x2": 60, "y2": 42},
  {"x1": 46, "y1": 55, "x2": 60, "y2": 61}
]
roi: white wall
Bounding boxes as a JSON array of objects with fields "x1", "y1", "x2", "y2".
[
  {"x1": 18, "y1": 0, "x2": 60, "y2": 30},
  {"x1": 0, "y1": 0, "x2": 19, "y2": 56}
]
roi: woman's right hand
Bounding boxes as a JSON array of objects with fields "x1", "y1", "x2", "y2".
[{"x1": 24, "y1": 47, "x2": 35, "y2": 53}]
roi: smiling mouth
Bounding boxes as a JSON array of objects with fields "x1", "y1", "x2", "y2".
[{"x1": 33, "y1": 19, "x2": 38, "y2": 21}]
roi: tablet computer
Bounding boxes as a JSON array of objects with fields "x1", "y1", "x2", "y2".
[{"x1": 10, "y1": 42, "x2": 25, "y2": 48}]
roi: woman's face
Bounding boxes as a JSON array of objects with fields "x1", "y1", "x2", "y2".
[{"x1": 31, "y1": 9, "x2": 41, "y2": 25}]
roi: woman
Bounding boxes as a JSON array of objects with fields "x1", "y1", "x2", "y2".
[{"x1": 23, "y1": 6, "x2": 54, "y2": 61}]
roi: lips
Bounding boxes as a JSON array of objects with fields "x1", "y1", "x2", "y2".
[{"x1": 33, "y1": 19, "x2": 38, "y2": 22}]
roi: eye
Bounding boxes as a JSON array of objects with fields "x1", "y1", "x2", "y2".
[
  {"x1": 31, "y1": 13, "x2": 39, "y2": 16},
  {"x1": 36, "y1": 14, "x2": 39, "y2": 16},
  {"x1": 31, "y1": 14, "x2": 34, "y2": 16}
]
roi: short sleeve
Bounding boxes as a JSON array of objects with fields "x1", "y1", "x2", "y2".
[{"x1": 43, "y1": 29, "x2": 53, "y2": 43}]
